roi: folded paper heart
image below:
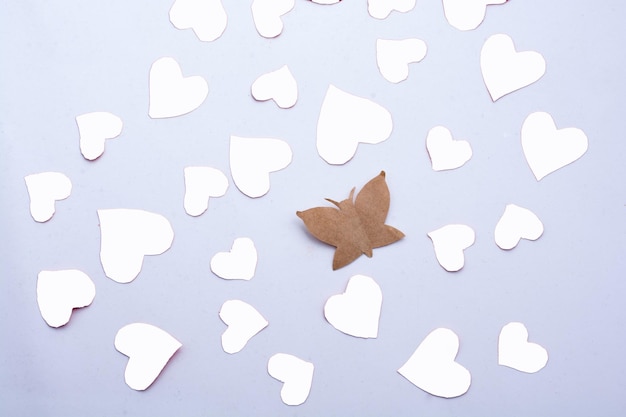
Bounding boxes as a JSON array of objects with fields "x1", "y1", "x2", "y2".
[
  {"x1": 428, "y1": 224, "x2": 475, "y2": 272},
  {"x1": 169, "y1": 0, "x2": 227, "y2": 42},
  {"x1": 76, "y1": 112, "x2": 123, "y2": 160},
  {"x1": 376, "y1": 38, "x2": 427, "y2": 83},
  {"x1": 219, "y1": 300, "x2": 268, "y2": 354},
  {"x1": 426, "y1": 126, "x2": 472, "y2": 171},
  {"x1": 442, "y1": 0, "x2": 507, "y2": 31},
  {"x1": 183, "y1": 166, "x2": 228, "y2": 216},
  {"x1": 268, "y1": 353, "x2": 314, "y2": 406},
  {"x1": 251, "y1": 65, "x2": 298, "y2": 109},
  {"x1": 24, "y1": 172, "x2": 72, "y2": 223},
  {"x1": 494, "y1": 204, "x2": 543, "y2": 250},
  {"x1": 210, "y1": 237, "x2": 258, "y2": 280},
  {"x1": 251, "y1": 0, "x2": 294, "y2": 38},
  {"x1": 499, "y1": 322, "x2": 548, "y2": 373},
  {"x1": 368, "y1": 0, "x2": 416, "y2": 19},
  {"x1": 37, "y1": 270, "x2": 95, "y2": 328}
]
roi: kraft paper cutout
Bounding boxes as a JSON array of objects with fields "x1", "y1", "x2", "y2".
[{"x1": 297, "y1": 171, "x2": 404, "y2": 270}]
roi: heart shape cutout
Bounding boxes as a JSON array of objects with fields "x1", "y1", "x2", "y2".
[
  {"x1": 521, "y1": 111, "x2": 588, "y2": 181},
  {"x1": 480, "y1": 33, "x2": 545, "y2": 101},
  {"x1": 219, "y1": 300, "x2": 268, "y2": 354},
  {"x1": 98, "y1": 209, "x2": 174, "y2": 283},
  {"x1": 376, "y1": 38, "x2": 427, "y2": 83},
  {"x1": 115, "y1": 323, "x2": 182, "y2": 391},
  {"x1": 428, "y1": 224, "x2": 475, "y2": 272},
  {"x1": 499, "y1": 322, "x2": 548, "y2": 373},
  {"x1": 368, "y1": 0, "x2": 416, "y2": 20},
  {"x1": 442, "y1": 0, "x2": 507, "y2": 31},
  {"x1": 210, "y1": 237, "x2": 258, "y2": 280},
  {"x1": 37, "y1": 270, "x2": 95, "y2": 328},
  {"x1": 24, "y1": 172, "x2": 72, "y2": 223},
  {"x1": 76, "y1": 112, "x2": 123, "y2": 161},
  {"x1": 169, "y1": 0, "x2": 227, "y2": 42},
  {"x1": 183, "y1": 166, "x2": 229, "y2": 216},
  {"x1": 494, "y1": 204, "x2": 543, "y2": 250},
  {"x1": 229, "y1": 135, "x2": 292, "y2": 198},
  {"x1": 149, "y1": 57, "x2": 209, "y2": 119},
  {"x1": 426, "y1": 126, "x2": 472, "y2": 171},
  {"x1": 268, "y1": 353, "x2": 314, "y2": 406},
  {"x1": 398, "y1": 328, "x2": 471, "y2": 398},
  {"x1": 317, "y1": 84, "x2": 393, "y2": 165},
  {"x1": 251, "y1": 65, "x2": 298, "y2": 109},
  {"x1": 251, "y1": 0, "x2": 294, "y2": 38}
]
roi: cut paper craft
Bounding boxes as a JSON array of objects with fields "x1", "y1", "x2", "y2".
[
  {"x1": 376, "y1": 38, "x2": 427, "y2": 83},
  {"x1": 368, "y1": 0, "x2": 416, "y2": 19},
  {"x1": 521, "y1": 111, "x2": 589, "y2": 181},
  {"x1": 297, "y1": 171, "x2": 404, "y2": 270},
  {"x1": 499, "y1": 322, "x2": 548, "y2": 373},
  {"x1": 268, "y1": 353, "x2": 314, "y2": 406},
  {"x1": 494, "y1": 204, "x2": 543, "y2": 250},
  {"x1": 37, "y1": 270, "x2": 95, "y2": 328},
  {"x1": 183, "y1": 166, "x2": 228, "y2": 216},
  {"x1": 24, "y1": 172, "x2": 72, "y2": 222},
  {"x1": 442, "y1": 0, "x2": 507, "y2": 31},
  {"x1": 230, "y1": 135, "x2": 292, "y2": 198},
  {"x1": 311, "y1": 0, "x2": 341, "y2": 4},
  {"x1": 76, "y1": 112, "x2": 123, "y2": 160},
  {"x1": 98, "y1": 209, "x2": 174, "y2": 283},
  {"x1": 210, "y1": 237, "x2": 258, "y2": 280},
  {"x1": 480, "y1": 34, "x2": 545, "y2": 101},
  {"x1": 115, "y1": 323, "x2": 182, "y2": 391},
  {"x1": 149, "y1": 57, "x2": 209, "y2": 119},
  {"x1": 251, "y1": 65, "x2": 298, "y2": 109},
  {"x1": 427, "y1": 224, "x2": 475, "y2": 272},
  {"x1": 426, "y1": 126, "x2": 472, "y2": 171},
  {"x1": 251, "y1": 0, "x2": 294, "y2": 38},
  {"x1": 317, "y1": 85, "x2": 393, "y2": 165},
  {"x1": 324, "y1": 274, "x2": 382, "y2": 338},
  {"x1": 398, "y1": 328, "x2": 471, "y2": 398},
  {"x1": 219, "y1": 300, "x2": 268, "y2": 354},
  {"x1": 169, "y1": 0, "x2": 227, "y2": 42}
]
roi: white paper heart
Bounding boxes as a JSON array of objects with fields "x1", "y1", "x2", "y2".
[
  {"x1": 499, "y1": 322, "x2": 548, "y2": 373},
  {"x1": 251, "y1": 0, "x2": 294, "y2": 38},
  {"x1": 183, "y1": 166, "x2": 228, "y2": 216},
  {"x1": 442, "y1": 0, "x2": 507, "y2": 31},
  {"x1": 317, "y1": 85, "x2": 393, "y2": 165},
  {"x1": 368, "y1": 0, "x2": 416, "y2": 19},
  {"x1": 521, "y1": 111, "x2": 588, "y2": 181},
  {"x1": 268, "y1": 353, "x2": 314, "y2": 406},
  {"x1": 376, "y1": 38, "x2": 427, "y2": 83},
  {"x1": 115, "y1": 323, "x2": 182, "y2": 391},
  {"x1": 398, "y1": 328, "x2": 471, "y2": 398},
  {"x1": 480, "y1": 33, "x2": 545, "y2": 101},
  {"x1": 37, "y1": 270, "x2": 95, "y2": 328},
  {"x1": 219, "y1": 300, "x2": 268, "y2": 354},
  {"x1": 428, "y1": 224, "x2": 475, "y2": 272},
  {"x1": 76, "y1": 112, "x2": 123, "y2": 160},
  {"x1": 494, "y1": 204, "x2": 543, "y2": 250},
  {"x1": 149, "y1": 57, "x2": 209, "y2": 119},
  {"x1": 169, "y1": 0, "x2": 227, "y2": 42},
  {"x1": 210, "y1": 237, "x2": 258, "y2": 280},
  {"x1": 230, "y1": 135, "x2": 292, "y2": 198},
  {"x1": 98, "y1": 209, "x2": 174, "y2": 283},
  {"x1": 251, "y1": 65, "x2": 298, "y2": 109},
  {"x1": 426, "y1": 126, "x2": 472, "y2": 171},
  {"x1": 24, "y1": 172, "x2": 72, "y2": 223},
  {"x1": 311, "y1": 0, "x2": 341, "y2": 4}
]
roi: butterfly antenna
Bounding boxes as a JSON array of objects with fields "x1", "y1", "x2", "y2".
[
  {"x1": 325, "y1": 198, "x2": 341, "y2": 207},
  {"x1": 349, "y1": 187, "x2": 356, "y2": 201}
]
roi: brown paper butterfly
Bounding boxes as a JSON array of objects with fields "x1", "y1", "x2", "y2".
[{"x1": 296, "y1": 171, "x2": 405, "y2": 270}]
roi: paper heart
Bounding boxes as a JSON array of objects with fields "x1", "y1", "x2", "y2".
[
  {"x1": 76, "y1": 112, "x2": 123, "y2": 160},
  {"x1": 499, "y1": 322, "x2": 548, "y2": 373},
  {"x1": 183, "y1": 166, "x2": 228, "y2": 216},
  {"x1": 426, "y1": 126, "x2": 472, "y2": 171},
  {"x1": 521, "y1": 111, "x2": 588, "y2": 181},
  {"x1": 115, "y1": 323, "x2": 182, "y2": 391},
  {"x1": 376, "y1": 38, "x2": 427, "y2": 83},
  {"x1": 251, "y1": 65, "x2": 298, "y2": 109},
  {"x1": 368, "y1": 0, "x2": 416, "y2": 19},
  {"x1": 494, "y1": 204, "x2": 543, "y2": 250},
  {"x1": 317, "y1": 85, "x2": 393, "y2": 165},
  {"x1": 24, "y1": 172, "x2": 72, "y2": 223},
  {"x1": 398, "y1": 328, "x2": 471, "y2": 398},
  {"x1": 169, "y1": 0, "x2": 227, "y2": 42},
  {"x1": 324, "y1": 274, "x2": 382, "y2": 338},
  {"x1": 149, "y1": 57, "x2": 209, "y2": 119},
  {"x1": 442, "y1": 0, "x2": 507, "y2": 31},
  {"x1": 251, "y1": 0, "x2": 294, "y2": 38},
  {"x1": 219, "y1": 300, "x2": 268, "y2": 354},
  {"x1": 268, "y1": 353, "x2": 314, "y2": 406},
  {"x1": 428, "y1": 224, "x2": 475, "y2": 272},
  {"x1": 210, "y1": 237, "x2": 258, "y2": 280},
  {"x1": 230, "y1": 135, "x2": 292, "y2": 198},
  {"x1": 480, "y1": 33, "x2": 545, "y2": 101},
  {"x1": 98, "y1": 209, "x2": 174, "y2": 283},
  {"x1": 311, "y1": 0, "x2": 341, "y2": 4},
  {"x1": 37, "y1": 270, "x2": 95, "y2": 328}
]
